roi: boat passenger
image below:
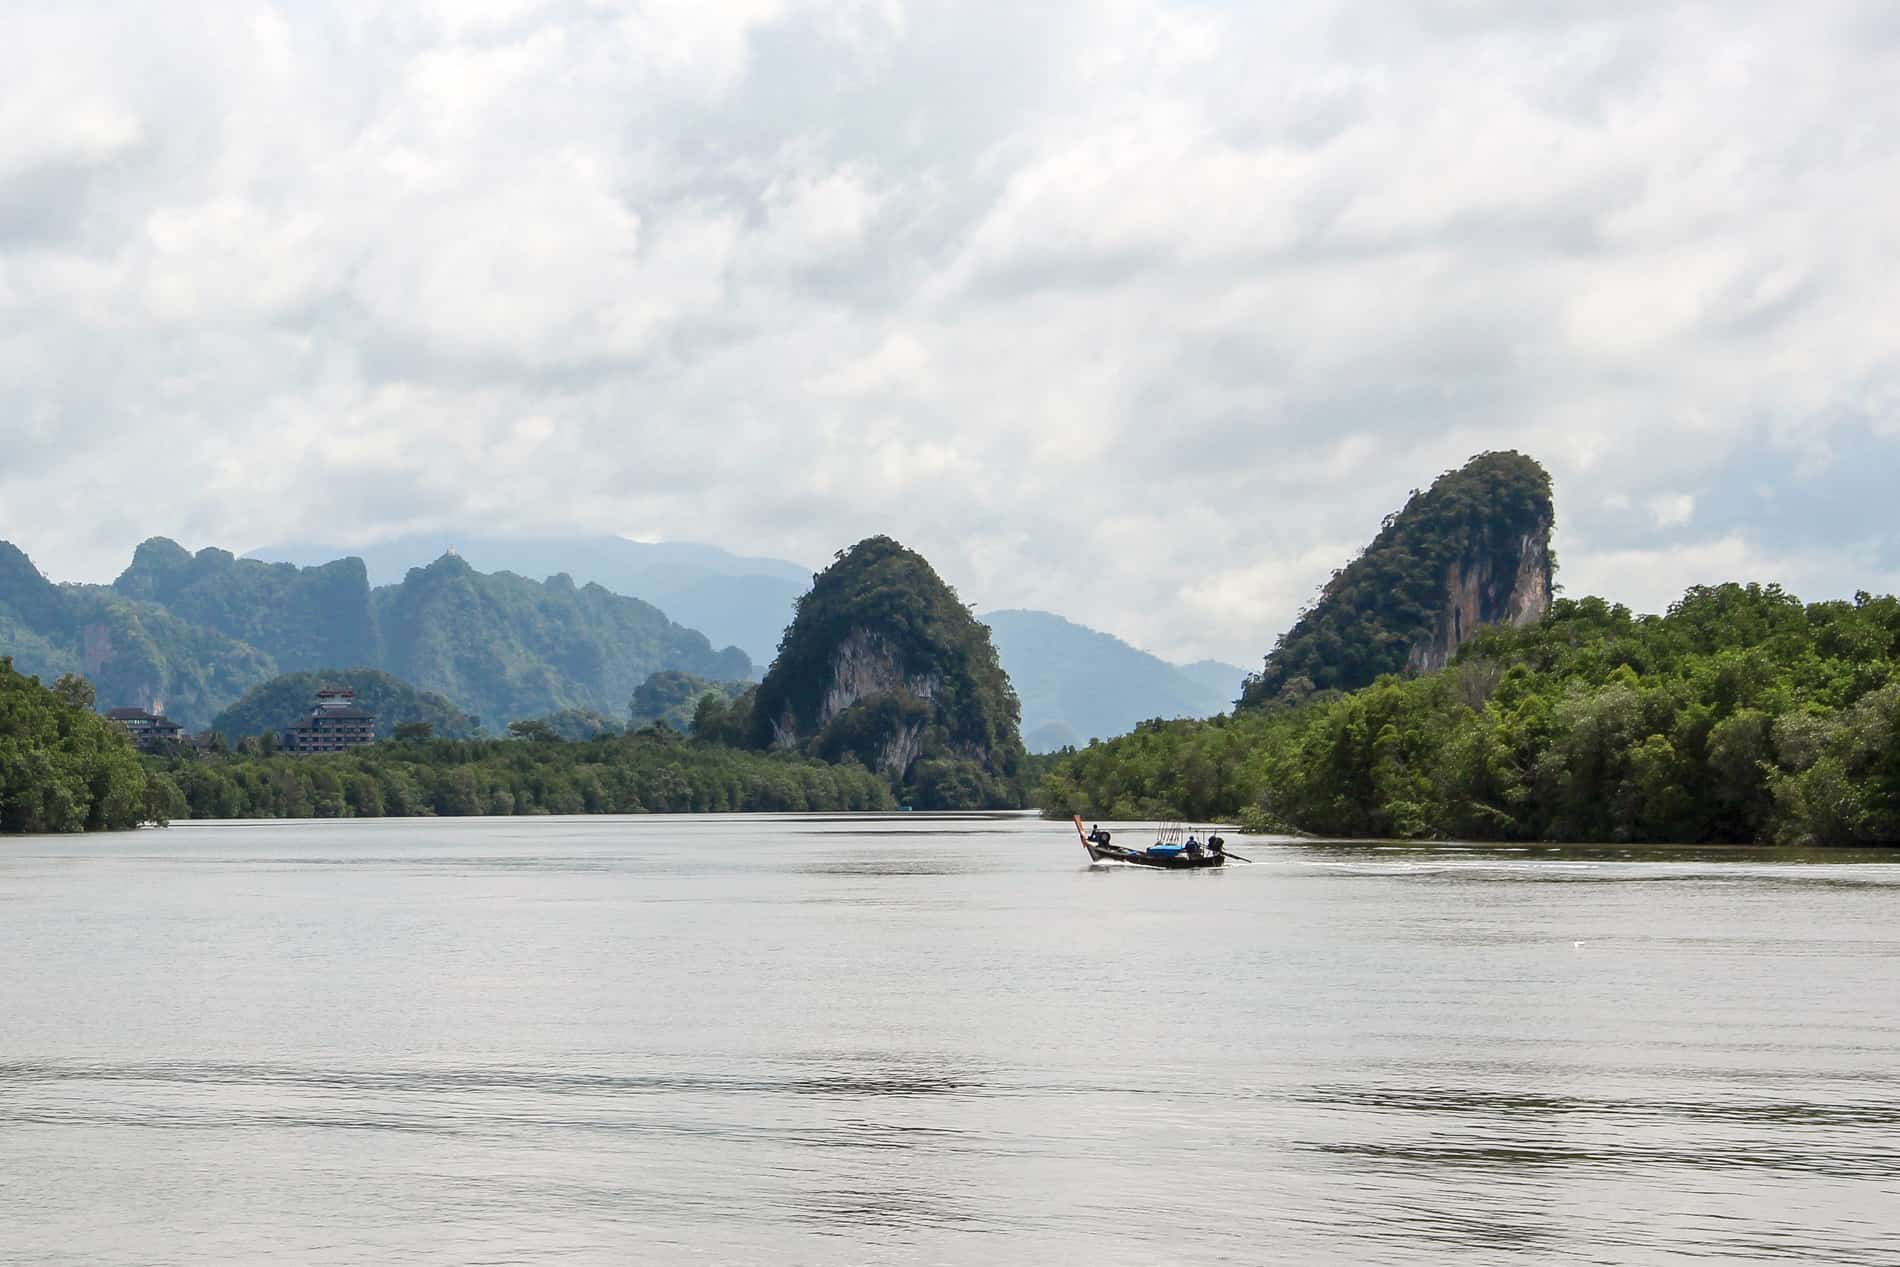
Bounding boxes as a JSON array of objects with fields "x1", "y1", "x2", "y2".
[{"x1": 1185, "y1": 835, "x2": 1203, "y2": 859}]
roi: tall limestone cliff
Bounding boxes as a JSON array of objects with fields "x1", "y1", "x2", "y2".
[
  {"x1": 748, "y1": 536, "x2": 1025, "y2": 808},
  {"x1": 1239, "y1": 451, "x2": 1554, "y2": 708}
]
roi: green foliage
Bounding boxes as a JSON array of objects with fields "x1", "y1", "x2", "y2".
[
  {"x1": 0, "y1": 659, "x2": 160, "y2": 833},
  {"x1": 528, "y1": 708, "x2": 623, "y2": 741},
  {"x1": 212, "y1": 669, "x2": 481, "y2": 741},
  {"x1": 112, "y1": 538, "x2": 380, "y2": 672},
  {"x1": 1045, "y1": 584, "x2": 1900, "y2": 845},
  {"x1": 374, "y1": 555, "x2": 751, "y2": 728},
  {"x1": 143, "y1": 728, "x2": 896, "y2": 820},
  {"x1": 628, "y1": 670, "x2": 749, "y2": 731},
  {"x1": 507, "y1": 719, "x2": 562, "y2": 743},
  {"x1": 746, "y1": 536, "x2": 1026, "y2": 808},
  {"x1": 1, "y1": 542, "x2": 279, "y2": 729},
  {"x1": 1239, "y1": 451, "x2": 1554, "y2": 707},
  {"x1": 690, "y1": 685, "x2": 756, "y2": 746},
  {"x1": 3, "y1": 538, "x2": 757, "y2": 733}
]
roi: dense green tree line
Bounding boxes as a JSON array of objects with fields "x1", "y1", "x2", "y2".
[
  {"x1": 142, "y1": 728, "x2": 895, "y2": 820},
  {"x1": 1042, "y1": 584, "x2": 1900, "y2": 845},
  {"x1": 1, "y1": 658, "x2": 170, "y2": 832}
]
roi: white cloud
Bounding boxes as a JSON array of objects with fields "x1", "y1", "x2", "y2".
[
  {"x1": 2, "y1": 0, "x2": 1899, "y2": 668},
  {"x1": 1647, "y1": 493, "x2": 1695, "y2": 529}
]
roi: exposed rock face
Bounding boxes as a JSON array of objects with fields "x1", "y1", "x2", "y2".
[
  {"x1": 1241, "y1": 451, "x2": 1557, "y2": 707},
  {"x1": 750, "y1": 536, "x2": 1025, "y2": 806},
  {"x1": 769, "y1": 628, "x2": 944, "y2": 773},
  {"x1": 820, "y1": 630, "x2": 939, "y2": 728},
  {"x1": 1405, "y1": 521, "x2": 1554, "y2": 673}
]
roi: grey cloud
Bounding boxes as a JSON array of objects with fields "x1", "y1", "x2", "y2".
[{"x1": 2, "y1": 0, "x2": 1899, "y2": 666}]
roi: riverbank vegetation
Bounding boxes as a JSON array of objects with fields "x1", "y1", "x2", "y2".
[
  {"x1": 1040, "y1": 584, "x2": 1900, "y2": 845},
  {"x1": 142, "y1": 727, "x2": 895, "y2": 820},
  {"x1": 1, "y1": 658, "x2": 170, "y2": 832}
]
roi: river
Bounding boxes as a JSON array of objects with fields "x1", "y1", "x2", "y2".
[{"x1": 3, "y1": 813, "x2": 1896, "y2": 1265}]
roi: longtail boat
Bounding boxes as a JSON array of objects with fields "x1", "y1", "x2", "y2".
[{"x1": 1072, "y1": 816, "x2": 1228, "y2": 868}]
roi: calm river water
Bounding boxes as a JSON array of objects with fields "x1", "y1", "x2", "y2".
[{"x1": 3, "y1": 814, "x2": 1897, "y2": 1265}]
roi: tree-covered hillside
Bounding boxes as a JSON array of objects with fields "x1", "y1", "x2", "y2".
[
  {"x1": 374, "y1": 555, "x2": 751, "y2": 727},
  {"x1": 3, "y1": 536, "x2": 765, "y2": 732},
  {"x1": 747, "y1": 536, "x2": 1025, "y2": 808},
  {"x1": 211, "y1": 669, "x2": 482, "y2": 742},
  {"x1": 1042, "y1": 583, "x2": 1900, "y2": 846},
  {"x1": 1, "y1": 658, "x2": 167, "y2": 832},
  {"x1": 250, "y1": 534, "x2": 809, "y2": 669},
  {"x1": 114, "y1": 538, "x2": 379, "y2": 672},
  {"x1": 1239, "y1": 451, "x2": 1554, "y2": 708},
  {"x1": 1, "y1": 543, "x2": 278, "y2": 728}
]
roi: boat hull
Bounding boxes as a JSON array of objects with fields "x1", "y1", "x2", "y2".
[{"x1": 1086, "y1": 842, "x2": 1225, "y2": 869}]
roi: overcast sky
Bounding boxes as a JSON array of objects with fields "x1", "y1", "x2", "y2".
[{"x1": 3, "y1": 1, "x2": 1897, "y2": 665}]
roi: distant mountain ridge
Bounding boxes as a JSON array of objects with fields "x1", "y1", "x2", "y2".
[
  {"x1": 372, "y1": 553, "x2": 748, "y2": 726},
  {"x1": 0, "y1": 537, "x2": 751, "y2": 731},
  {"x1": 115, "y1": 538, "x2": 381, "y2": 672},
  {"x1": 4, "y1": 531, "x2": 1249, "y2": 743},
  {"x1": 0, "y1": 541, "x2": 276, "y2": 727},
  {"x1": 980, "y1": 609, "x2": 1244, "y2": 751},
  {"x1": 249, "y1": 535, "x2": 810, "y2": 671},
  {"x1": 248, "y1": 534, "x2": 1239, "y2": 745}
]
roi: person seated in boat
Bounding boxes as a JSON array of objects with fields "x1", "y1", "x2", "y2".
[
  {"x1": 1185, "y1": 835, "x2": 1203, "y2": 859},
  {"x1": 1086, "y1": 824, "x2": 1110, "y2": 846},
  {"x1": 1207, "y1": 834, "x2": 1224, "y2": 856}
]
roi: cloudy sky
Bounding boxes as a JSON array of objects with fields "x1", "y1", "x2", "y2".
[{"x1": 3, "y1": 0, "x2": 1897, "y2": 665}]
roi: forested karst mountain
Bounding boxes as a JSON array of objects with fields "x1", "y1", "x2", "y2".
[
  {"x1": 0, "y1": 542, "x2": 277, "y2": 728},
  {"x1": 251, "y1": 535, "x2": 809, "y2": 671},
  {"x1": 374, "y1": 554, "x2": 750, "y2": 728},
  {"x1": 9, "y1": 530, "x2": 1239, "y2": 747},
  {"x1": 211, "y1": 669, "x2": 481, "y2": 742},
  {"x1": 250, "y1": 533, "x2": 1240, "y2": 732},
  {"x1": 747, "y1": 536, "x2": 1025, "y2": 807},
  {"x1": 1240, "y1": 451, "x2": 1554, "y2": 708},
  {"x1": 1, "y1": 538, "x2": 753, "y2": 732},
  {"x1": 114, "y1": 538, "x2": 379, "y2": 671},
  {"x1": 982, "y1": 609, "x2": 1244, "y2": 751}
]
